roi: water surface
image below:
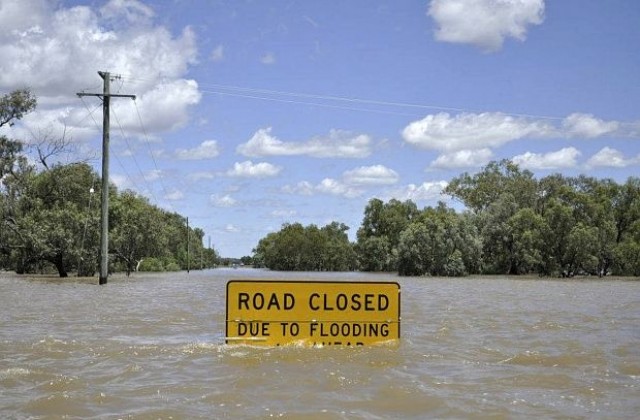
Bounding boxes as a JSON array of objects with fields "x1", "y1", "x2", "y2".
[{"x1": 1, "y1": 269, "x2": 638, "y2": 418}]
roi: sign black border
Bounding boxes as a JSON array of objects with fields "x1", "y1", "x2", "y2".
[{"x1": 225, "y1": 280, "x2": 401, "y2": 345}]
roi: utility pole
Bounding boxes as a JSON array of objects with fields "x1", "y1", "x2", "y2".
[
  {"x1": 186, "y1": 217, "x2": 190, "y2": 274},
  {"x1": 78, "y1": 71, "x2": 135, "y2": 285}
]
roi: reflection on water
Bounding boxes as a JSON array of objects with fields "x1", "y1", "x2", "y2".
[{"x1": 1, "y1": 269, "x2": 639, "y2": 418}]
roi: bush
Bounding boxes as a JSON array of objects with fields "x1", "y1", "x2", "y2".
[{"x1": 138, "y1": 257, "x2": 164, "y2": 272}]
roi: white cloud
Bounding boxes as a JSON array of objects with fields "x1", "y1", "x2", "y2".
[
  {"x1": 226, "y1": 160, "x2": 282, "y2": 178},
  {"x1": 585, "y1": 147, "x2": 638, "y2": 168},
  {"x1": 281, "y1": 164, "x2": 399, "y2": 198},
  {"x1": 261, "y1": 52, "x2": 276, "y2": 65},
  {"x1": 512, "y1": 147, "x2": 581, "y2": 170},
  {"x1": 402, "y1": 112, "x2": 552, "y2": 152},
  {"x1": 282, "y1": 178, "x2": 363, "y2": 199},
  {"x1": 100, "y1": 0, "x2": 154, "y2": 24},
  {"x1": 386, "y1": 181, "x2": 449, "y2": 202},
  {"x1": 428, "y1": 0, "x2": 545, "y2": 52},
  {"x1": 210, "y1": 194, "x2": 237, "y2": 207},
  {"x1": 0, "y1": 0, "x2": 199, "y2": 142},
  {"x1": 188, "y1": 171, "x2": 216, "y2": 181},
  {"x1": 164, "y1": 189, "x2": 184, "y2": 201},
  {"x1": 562, "y1": 113, "x2": 619, "y2": 138},
  {"x1": 402, "y1": 112, "x2": 633, "y2": 154},
  {"x1": 342, "y1": 165, "x2": 399, "y2": 185},
  {"x1": 271, "y1": 209, "x2": 298, "y2": 218},
  {"x1": 430, "y1": 148, "x2": 494, "y2": 169},
  {"x1": 144, "y1": 169, "x2": 164, "y2": 181},
  {"x1": 211, "y1": 44, "x2": 224, "y2": 62},
  {"x1": 110, "y1": 173, "x2": 133, "y2": 190},
  {"x1": 281, "y1": 181, "x2": 315, "y2": 196},
  {"x1": 316, "y1": 178, "x2": 363, "y2": 198},
  {"x1": 175, "y1": 140, "x2": 220, "y2": 160},
  {"x1": 225, "y1": 224, "x2": 240, "y2": 232},
  {"x1": 237, "y1": 127, "x2": 372, "y2": 158}
]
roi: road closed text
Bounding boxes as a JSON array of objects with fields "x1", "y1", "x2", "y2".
[
  {"x1": 237, "y1": 291, "x2": 390, "y2": 312},
  {"x1": 226, "y1": 280, "x2": 401, "y2": 347}
]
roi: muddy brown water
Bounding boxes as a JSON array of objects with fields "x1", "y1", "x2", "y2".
[{"x1": 1, "y1": 269, "x2": 638, "y2": 418}]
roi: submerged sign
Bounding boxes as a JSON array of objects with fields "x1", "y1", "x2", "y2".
[{"x1": 226, "y1": 280, "x2": 401, "y2": 347}]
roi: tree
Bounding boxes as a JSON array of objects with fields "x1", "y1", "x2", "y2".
[
  {"x1": 252, "y1": 222, "x2": 357, "y2": 271},
  {"x1": 8, "y1": 163, "x2": 99, "y2": 277},
  {"x1": 445, "y1": 159, "x2": 537, "y2": 213},
  {"x1": 356, "y1": 198, "x2": 418, "y2": 271}
]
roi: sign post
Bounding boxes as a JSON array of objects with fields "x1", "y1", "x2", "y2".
[{"x1": 226, "y1": 280, "x2": 401, "y2": 347}]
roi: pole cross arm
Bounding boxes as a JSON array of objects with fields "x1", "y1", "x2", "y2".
[{"x1": 77, "y1": 93, "x2": 136, "y2": 100}]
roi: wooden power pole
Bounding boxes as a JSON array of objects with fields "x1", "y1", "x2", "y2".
[{"x1": 78, "y1": 71, "x2": 135, "y2": 285}]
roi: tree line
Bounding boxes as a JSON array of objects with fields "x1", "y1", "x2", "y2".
[
  {"x1": 254, "y1": 160, "x2": 640, "y2": 277},
  {"x1": 1, "y1": 89, "x2": 218, "y2": 277}
]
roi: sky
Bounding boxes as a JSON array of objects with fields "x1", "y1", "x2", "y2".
[{"x1": 1, "y1": 0, "x2": 639, "y2": 258}]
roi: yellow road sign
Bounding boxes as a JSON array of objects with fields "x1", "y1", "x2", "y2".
[{"x1": 226, "y1": 280, "x2": 401, "y2": 347}]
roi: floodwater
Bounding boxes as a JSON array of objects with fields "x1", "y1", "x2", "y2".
[{"x1": 1, "y1": 269, "x2": 638, "y2": 419}]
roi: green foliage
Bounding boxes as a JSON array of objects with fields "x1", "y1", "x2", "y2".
[
  {"x1": 252, "y1": 222, "x2": 356, "y2": 271},
  {"x1": 138, "y1": 257, "x2": 165, "y2": 272},
  {"x1": 0, "y1": 88, "x2": 219, "y2": 276}
]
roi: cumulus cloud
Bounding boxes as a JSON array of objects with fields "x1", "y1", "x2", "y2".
[
  {"x1": 210, "y1": 194, "x2": 237, "y2": 207},
  {"x1": 175, "y1": 140, "x2": 220, "y2": 160},
  {"x1": 402, "y1": 112, "x2": 631, "y2": 154},
  {"x1": 144, "y1": 169, "x2": 164, "y2": 181},
  {"x1": 281, "y1": 181, "x2": 315, "y2": 196},
  {"x1": 402, "y1": 112, "x2": 552, "y2": 152},
  {"x1": 0, "y1": 0, "x2": 199, "y2": 143},
  {"x1": 226, "y1": 161, "x2": 282, "y2": 178},
  {"x1": 210, "y1": 44, "x2": 225, "y2": 62},
  {"x1": 562, "y1": 113, "x2": 620, "y2": 138},
  {"x1": 585, "y1": 147, "x2": 639, "y2": 168},
  {"x1": 428, "y1": 0, "x2": 545, "y2": 52},
  {"x1": 261, "y1": 52, "x2": 276, "y2": 65},
  {"x1": 237, "y1": 127, "x2": 372, "y2": 158},
  {"x1": 164, "y1": 189, "x2": 184, "y2": 201},
  {"x1": 430, "y1": 148, "x2": 494, "y2": 169},
  {"x1": 385, "y1": 181, "x2": 449, "y2": 203},
  {"x1": 342, "y1": 165, "x2": 399, "y2": 185},
  {"x1": 281, "y1": 164, "x2": 399, "y2": 199},
  {"x1": 282, "y1": 179, "x2": 363, "y2": 199},
  {"x1": 512, "y1": 147, "x2": 581, "y2": 170}
]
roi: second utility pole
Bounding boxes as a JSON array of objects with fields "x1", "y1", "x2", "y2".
[{"x1": 78, "y1": 71, "x2": 135, "y2": 285}]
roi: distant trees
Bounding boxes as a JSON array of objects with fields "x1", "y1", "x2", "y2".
[
  {"x1": 252, "y1": 222, "x2": 357, "y2": 271},
  {"x1": 0, "y1": 89, "x2": 219, "y2": 276},
  {"x1": 254, "y1": 160, "x2": 640, "y2": 277}
]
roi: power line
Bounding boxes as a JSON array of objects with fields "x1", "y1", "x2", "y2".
[
  {"x1": 111, "y1": 106, "x2": 160, "y2": 205},
  {"x1": 132, "y1": 99, "x2": 172, "y2": 200},
  {"x1": 78, "y1": 96, "x2": 142, "y2": 195},
  {"x1": 119, "y1": 75, "x2": 566, "y2": 121}
]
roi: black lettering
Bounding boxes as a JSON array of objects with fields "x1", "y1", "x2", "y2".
[
  {"x1": 381, "y1": 323, "x2": 389, "y2": 337},
  {"x1": 267, "y1": 293, "x2": 280, "y2": 310},
  {"x1": 284, "y1": 293, "x2": 295, "y2": 310},
  {"x1": 323, "y1": 294, "x2": 334, "y2": 310},
  {"x1": 336, "y1": 294, "x2": 348, "y2": 310},
  {"x1": 378, "y1": 294, "x2": 389, "y2": 311},
  {"x1": 310, "y1": 322, "x2": 319, "y2": 336},
  {"x1": 237, "y1": 321, "x2": 270, "y2": 336},
  {"x1": 351, "y1": 293, "x2": 362, "y2": 311},
  {"x1": 309, "y1": 293, "x2": 320, "y2": 310},
  {"x1": 253, "y1": 293, "x2": 264, "y2": 310},
  {"x1": 364, "y1": 294, "x2": 374, "y2": 310},
  {"x1": 238, "y1": 292, "x2": 250, "y2": 310}
]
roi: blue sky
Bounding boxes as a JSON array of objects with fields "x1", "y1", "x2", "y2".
[{"x1": 1, "y1": 0, "x2": 639, "y2": 257}]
